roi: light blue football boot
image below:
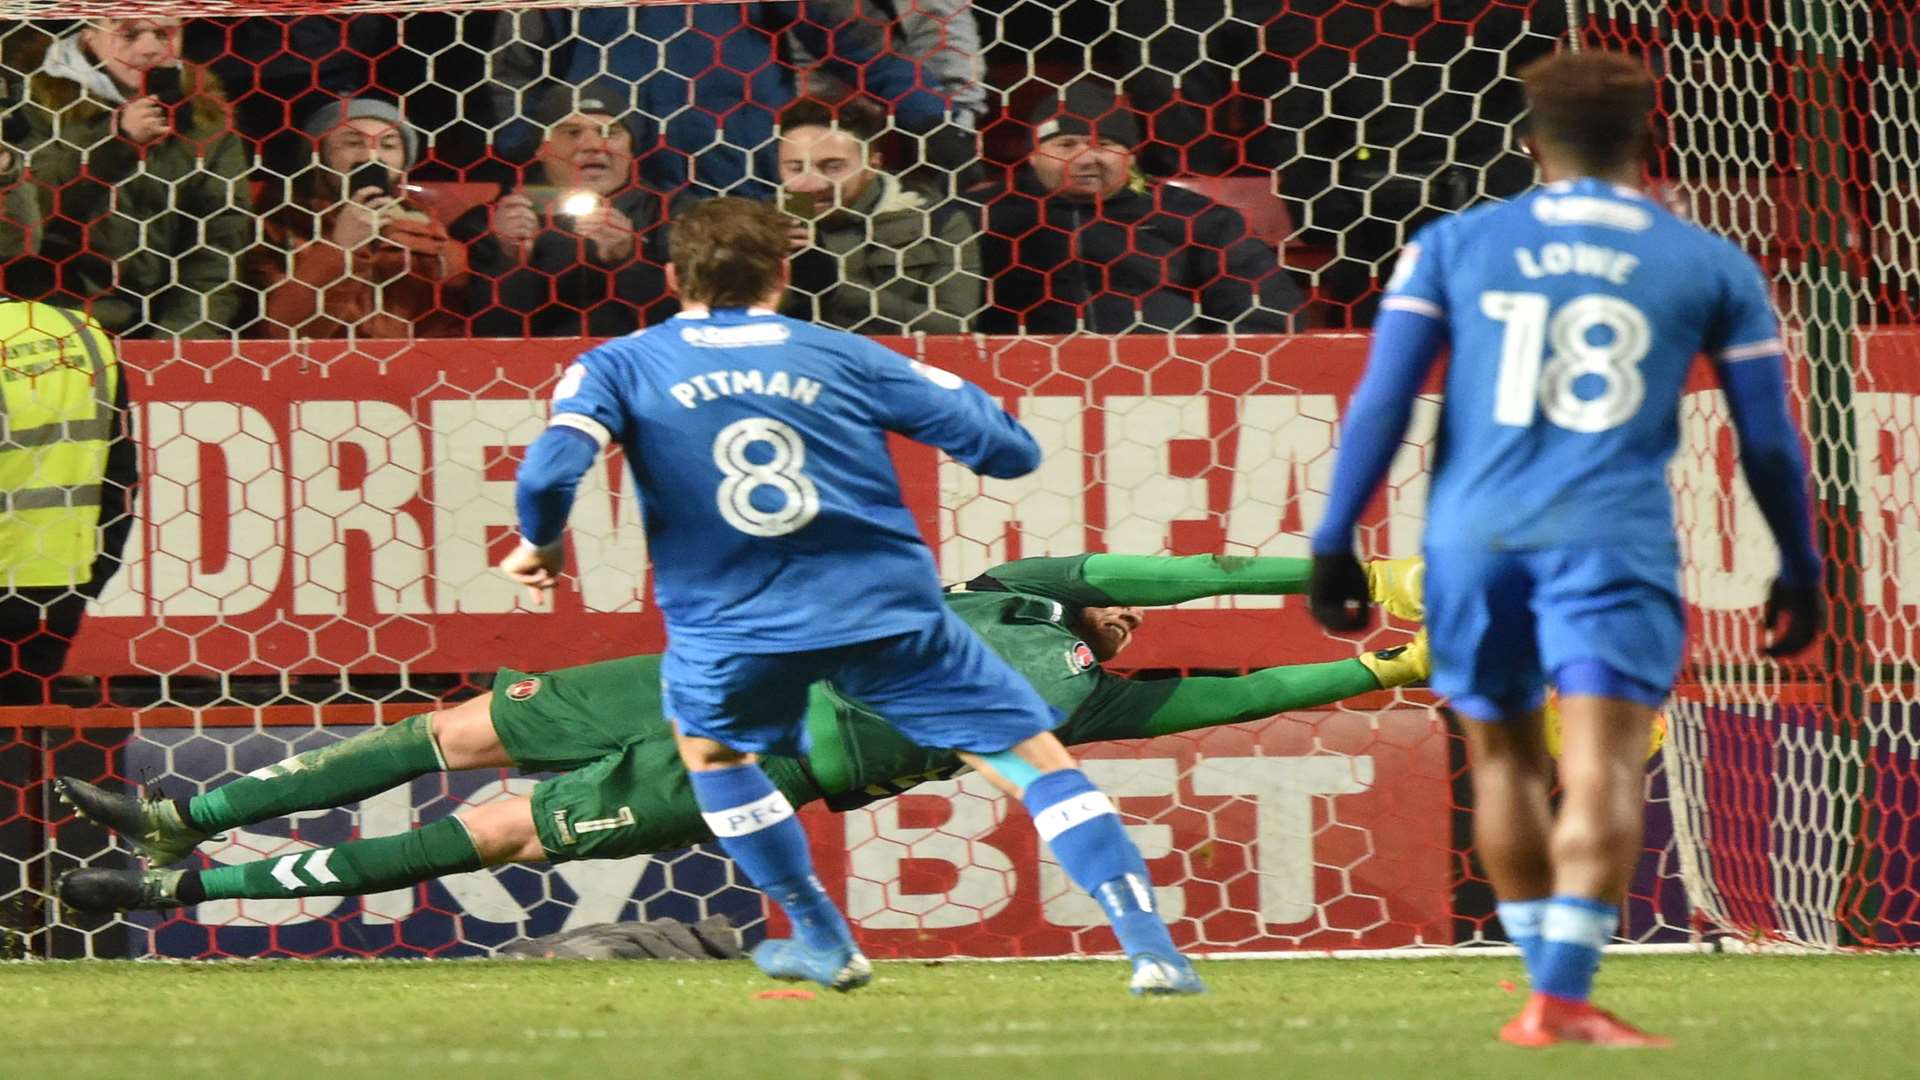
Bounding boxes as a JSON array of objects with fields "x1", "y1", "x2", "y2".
[
  {"x1": 751, "y1": 937, "x2": 873, "y2": 992},
  {"x1": 1128, "y1": 953, "x2": 1208, "y2": 996}
]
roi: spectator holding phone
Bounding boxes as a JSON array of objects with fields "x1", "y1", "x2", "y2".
[
  {"x1": 252, "y1": 97, "x2": 470, "y2": 339},
  {"x1": 13, "y1": 18, "x2": 255, "y2": 338},
  {"x1": 775, "y1": 98, "x2": 980, "y2": 334},
  {"x1": 456, "y1": 81, "x2": 672, "y2": 338}
]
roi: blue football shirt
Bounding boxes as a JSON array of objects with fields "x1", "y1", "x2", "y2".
[
  {"x1": 547, "y1": 308, "x2": 1041, "y2": 650},
  {"x1": 1382, "y1": 177, "x2": 1783, "y2": 551}
]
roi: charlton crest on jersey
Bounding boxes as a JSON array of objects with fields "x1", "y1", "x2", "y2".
[
  {"x1": 506, "y1": 678, "x2": 541, "y2": 701},
  {"x1": 1066, "y1": 641, "x2": 1097, "y2": 673}
]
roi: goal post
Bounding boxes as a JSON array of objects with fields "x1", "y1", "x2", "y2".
[{"x1": 0, "y1": 0, "x2": 1910, "y2": 957}]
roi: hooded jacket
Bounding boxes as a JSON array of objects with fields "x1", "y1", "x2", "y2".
[
  {"x1": 21, "y1": 39, "x2": 256, "y2": 339},
  {"x1": 784, "y1": 172, "x2": 981, "y2": 335},
  {"x1": 975, "y1": 167, "x2": 1302, "y2": 335}
]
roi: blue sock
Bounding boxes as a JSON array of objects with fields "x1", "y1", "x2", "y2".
[
  {"x1": 1023, "y1": 769, "x2": 1179, "y2": 962},
  {"x1": 1535, "y1": 895, "x2": 1618, "y2": 1002},
  {"x1": 690, "y1": 763, "x2": 853, "y2": 953},
  {"x1": 1496, "y1": 898, "x2": 1548, "y2": 980}
]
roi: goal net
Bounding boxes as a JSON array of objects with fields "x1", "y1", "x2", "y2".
[
  {"x1": 0, "y1": 0, "x2": 1905, "y2": 958},
  {"x1": 1586, "y1": 0, "x2": 1919, "y2": 949}
]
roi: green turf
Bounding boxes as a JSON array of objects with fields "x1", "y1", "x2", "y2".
[{"x1": 6, "y1": 954, "x2": 1918, "y2": 1079}]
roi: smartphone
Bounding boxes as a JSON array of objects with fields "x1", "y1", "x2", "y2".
[
  {"x1": 781, "y1": 191, "x2": 817, "y2": 220},
  {"x1": 144, "y1": 66, "x2": 185, "y2": 105},
  {"x1": 557, "y1": 190, "x2": 602, "y2": 217},
  {"x1": 521, "y1": 185, "x2": 562, "y2": 212},
  {"x1": 348, "y1": 161, "x2": 394, "y2": 200}
]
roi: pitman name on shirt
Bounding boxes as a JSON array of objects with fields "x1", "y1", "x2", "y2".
[{"x1": 669, "y1": 370, "x2": 825, "y2": 410}]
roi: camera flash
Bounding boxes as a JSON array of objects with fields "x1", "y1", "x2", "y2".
[{"x1": 560, "y1": 192, "x2": 600, "y2": 217}]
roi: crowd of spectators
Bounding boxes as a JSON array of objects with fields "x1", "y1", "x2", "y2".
[{"x1": 0, "y1": 4, "x2": 1551, "y2": 342}]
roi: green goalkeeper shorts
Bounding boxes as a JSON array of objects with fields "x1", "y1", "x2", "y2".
[
  {"x1": 490, "y1": 654, "x2": 665, "y2": 773},
  {"x1": 489, "y1": 654, "x2": 818, "y2": 862}
]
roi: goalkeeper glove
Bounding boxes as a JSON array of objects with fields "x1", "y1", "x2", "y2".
[
  {"x1": 1308, "y1": 553, "x2": 1372, "y2": 632},
  {"x1": 1761, "y1": 579, "x2": 1823, "y2": 658}
]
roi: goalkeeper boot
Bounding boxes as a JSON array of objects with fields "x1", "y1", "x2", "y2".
[
  {"x1": 54, "y1": 777, "x2": 211, "y2": 865},
  {"x1": 1365, "y1": 557, "x2": 1425, "y2": 622},
  {"x1": 57, "y1": 867, "x2": 185, "y2": 913},
  {"x1": 1128, "y1": 953, "x2": 1208, "y2": 996},
  {"x1": 1358, "y1": 630, "x2": 1431, "y2": 690},
  {"x1": 1498, "y1": 992, "x2": 1672, "y2": 1048},
  {"x1": 751, "y1": 938, "x2": 873, "y2": 993}
]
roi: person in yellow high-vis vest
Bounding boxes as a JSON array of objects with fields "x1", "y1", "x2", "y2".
[{"x1": 0, "y1": 295, "x2": 136, "y2": 706}]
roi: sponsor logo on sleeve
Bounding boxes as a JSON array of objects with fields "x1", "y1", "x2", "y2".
[
  {"x1": 1067, "y1": 641, "x2": 1097, "y2": 673},
  {"x1": 506, "y1": 678, "x2": 541, "y2": 701}
]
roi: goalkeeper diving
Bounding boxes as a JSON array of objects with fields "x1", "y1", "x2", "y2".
[{"x1": 56, "y1": 553, "x2": 1431, "y2": 916}]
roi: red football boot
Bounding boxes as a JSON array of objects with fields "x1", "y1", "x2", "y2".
[{"x1": 1499, "y1": 992, "x2": 1673, "y2": 1048}]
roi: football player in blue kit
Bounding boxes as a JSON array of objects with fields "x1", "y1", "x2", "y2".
[
  {"x1": 500, "y1": 197, "x2": 1204, "y2": 996},
  {"x1": 1308, "y1": 52, "x2": 1823, "y2": 1046}
]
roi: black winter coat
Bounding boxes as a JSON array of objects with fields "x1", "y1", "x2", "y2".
[{"x1": 975, "y1": 170, "x2": 1302, "y2": 335}]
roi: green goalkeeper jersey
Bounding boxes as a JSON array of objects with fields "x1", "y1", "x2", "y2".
[
  {"x1": 802, "y1": 586, "x2": 1176, "y2": 810},
  {"x1": 801, "y1": 553, "x2": 1346, "y2": 808},
  {"x1": 501, "y1": 554, "x2": 1377, "y2": 859}
]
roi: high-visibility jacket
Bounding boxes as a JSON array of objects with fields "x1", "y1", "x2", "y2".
[{"x1": 0, "y1": 300, "x2": 120, "y2": 588}]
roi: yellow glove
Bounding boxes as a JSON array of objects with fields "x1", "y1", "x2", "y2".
[
  {"x1": 1542, "y1": 690, "x2": 1669, "y2": 762},
  {"x1": 1365, "y1": 557, "x2": 1425, "y2": 622}
]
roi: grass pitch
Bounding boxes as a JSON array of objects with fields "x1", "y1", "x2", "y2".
[{"x1": 8, "y1": 953, "x2": 1918, "y2": 1079}]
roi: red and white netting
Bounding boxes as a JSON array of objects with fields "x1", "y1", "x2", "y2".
[{"x1": 0, "y1": 0, "x2": 1912, "y2": 958}]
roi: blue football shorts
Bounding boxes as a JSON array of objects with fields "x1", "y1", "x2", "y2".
[
  {"x1": 1422, "y1": 543, "x2": 1684, "y2": 722},
  {"x1": 661, "y1": 606, "x2": 1059, "y2": 757}
]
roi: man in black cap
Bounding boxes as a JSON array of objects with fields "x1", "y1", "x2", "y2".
[
  {"x1": 974, "y1": 80, "x2": 1303, "y2": 336},
  {"x1": 456, "y1": 81, "x2": 673, "y2": 338}
]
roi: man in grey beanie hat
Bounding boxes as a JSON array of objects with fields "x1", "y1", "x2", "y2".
[
  {"x1": 301, "y1": 96, "x2": 420, "y2": 171},
  {"x1": 251, "y1": 95, "x2": 469, "y2": 338}
]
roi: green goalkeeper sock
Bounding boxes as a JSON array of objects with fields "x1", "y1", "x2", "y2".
[
  {"x1": 183, "y1": 817, "x2": 484, "y2": 902},
  {"x1": 1080, "y1": 554, "x2": 1310, "y2": 606},
  {"x1": 185, "y1": 714, "x2": 446, "y2": 834}
]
